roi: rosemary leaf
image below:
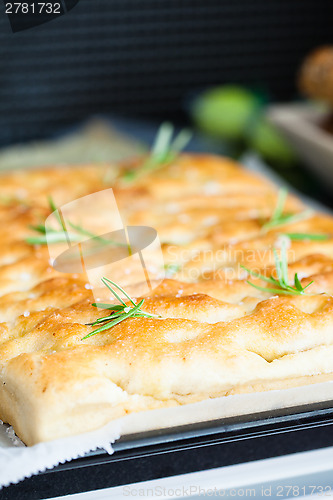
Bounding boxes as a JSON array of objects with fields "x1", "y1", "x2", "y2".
[
  {"x1": 262, "y1": 188, "x2": 313, "y2": 232},
  {"x1": 245, "y1": 281, "x2": 309, "y2": 296},
  {"x1": 26, "y1": 232, "x2": 82, "y2": 245},
  {"x1": 83, "y1": 299, "x2": 145, "y2": 339},
  {"x1": 83, "y1": 278, "x2": 159, "y2": 340},
  {"x1": 241, "y1": 240, "x2": 314, "y2": 296},
  {"x1": 91, "y1": 303, "x2": 124, "y2": 310},
  {"x1": 284, "y1": 233, "x2": 330, "y2": 241},
  {"x1": 122, "y1": 122, "x2": 192, "y2": 182},
  {"x1": 102, "y1": 277, "x2": 137, "y2": 306}
]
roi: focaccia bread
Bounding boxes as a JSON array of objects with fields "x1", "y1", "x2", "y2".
[{"x1": 1, "y1": 155, "x2": 333, "y2": 446}]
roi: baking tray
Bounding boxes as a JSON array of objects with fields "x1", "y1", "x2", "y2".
[
  {"x1": 267, "y1": 103, "x2": 333, "y2": 192},
  {"x1": 2, "y1": 399, "x2": 333, "y2": 500}
]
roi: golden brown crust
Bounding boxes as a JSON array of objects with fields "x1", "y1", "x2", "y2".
[{"x1": 0, "y1": 155, "x2": 333, "y2": 445}]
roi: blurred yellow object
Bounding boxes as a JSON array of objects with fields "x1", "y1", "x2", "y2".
[
  {"x1": 191, "y1": 84, "x2": 296, "y2": 166},
  {"x1": 192, "y1": 85, "x2": 259, "y2": 141}
]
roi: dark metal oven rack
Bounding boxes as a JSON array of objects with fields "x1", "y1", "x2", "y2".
[{"x1": 2, "y1": 400, "x2": 333, "y2": 500}]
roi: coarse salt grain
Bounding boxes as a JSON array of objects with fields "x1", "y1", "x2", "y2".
[
  {"x1": 178, "y1": 214, "x2": 191, "y2": 223},
  {"x1": 20, "y1": 273, "x2": 31, "y2": 281},
  {"x1": 165, "y1": 202, "x2": 180, "y2": 214},
  {"x1": 203, "y1": 181, "x2": 220, "y2": 195},
  {"x1": 203, "y1": 216, "x2": 219, "y2": 227}
]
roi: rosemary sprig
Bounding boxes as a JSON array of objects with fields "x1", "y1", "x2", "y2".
[
  {"x1": 82, "y1": 277, "x2": 159, "y2": 340},
  {"x1": 283, "y1": 232, "x2": 330, "y2": 241},
  {"x1": 26, "y1": 197, "x2": 126, "y2": 247},
  {"x1": 262, "y1": 188, "x2": 312, "y2": 232},
  {"x1": 241, "y1": 238, "x2": 314, "y2": 296},
  {"x1": 122, "y1": 122, "x2": 192, "y2": 182},
  {"x1": 26, "y1": 197, "x2": 78, "y2": 245}
]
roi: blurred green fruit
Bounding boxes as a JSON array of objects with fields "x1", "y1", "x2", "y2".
[
  {"x1": 247, "y1": 118, "x2": 296, "y2": 166},
  {"x1": 192, "y1": 85, "x2": 260, "y2": 141}
]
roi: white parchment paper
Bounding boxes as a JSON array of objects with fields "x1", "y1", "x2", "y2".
[
  {"x1": 0, "y1": 419, "x2": 121, "y2": 489},
  {"x1": 1, "y1": 380, "x2": 333, "y2": 489}
]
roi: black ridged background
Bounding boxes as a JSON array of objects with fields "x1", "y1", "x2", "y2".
[{"x1": 0, "y1": 0, "x2": 332, "y2": 146}]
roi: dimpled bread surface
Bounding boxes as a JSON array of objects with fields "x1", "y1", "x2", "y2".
[{"x1": 0, "y1": 155, "x2": 333, "y2": 445}]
